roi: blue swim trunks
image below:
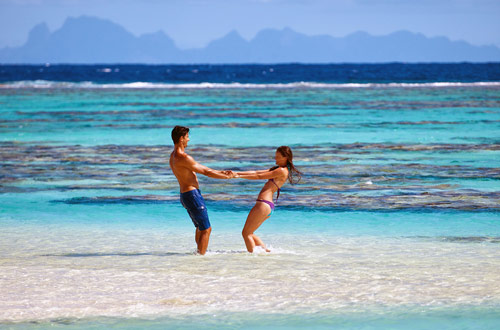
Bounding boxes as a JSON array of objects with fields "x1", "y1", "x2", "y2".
[{"x1": 180, "y1": 189, "x2": 211, "y2": 231}]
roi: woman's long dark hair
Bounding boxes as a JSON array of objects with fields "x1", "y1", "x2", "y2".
[{"x1": 270, "y1": 146, "x2": 302, "y2": 184}]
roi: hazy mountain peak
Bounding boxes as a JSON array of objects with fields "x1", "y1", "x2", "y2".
[
  {"x1": 251, "y1": 27, "x2": 308, "y2": 50},
  {"x1": 346, "y1": 31, "x2": 372, "y2": 39},
  {"x1": 254, "y1": 27, "x2": 304, "y2": 39},
  {"x1": 1, "y1": 16, "x2": 499, "y2": 63},
  {"x1": 387, "y1": 30, "x2": 426, "y2": 40},
  {"x1": 139, "y1": 30, "x2": 174, "y2": 42},
  {"x1": 55, "y1": 15, "x2": 133, "y2": 40},
  {"x1": 142, "y1": 30, "x2": 167, "y2": 37},
  {"x1": 26, "y1": 22, "x2": 50, "y2": 45},
  {"x1": 205, "y1": 30, "x2": 247, "y2": 50},
  {"x1": 63, "y1": 15, "x2": 116, "y2": 27},
  {"x1": 220, "y1": 30, "x2": 246, "y2": 42}
]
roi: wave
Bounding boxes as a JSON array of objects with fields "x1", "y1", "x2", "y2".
[{"x1": 1, "y1": 80, "x2": 500, "y2": 89}]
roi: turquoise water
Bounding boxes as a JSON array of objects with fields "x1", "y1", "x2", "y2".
[{"x1": 0, "y1": 85, "x2": 499, "y2": 329}]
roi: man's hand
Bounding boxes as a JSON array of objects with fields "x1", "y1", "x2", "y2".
[{"x1": 222, "y1": 170, "x2": 237, "y2": 179}]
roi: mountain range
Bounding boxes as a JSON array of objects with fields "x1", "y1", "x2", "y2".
[{"x1": 1, "y1": 16, "x2": 499, "y2": 64}]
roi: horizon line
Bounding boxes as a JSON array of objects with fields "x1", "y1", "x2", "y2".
[{"x1": 2, "y1": 61, "x2": 500, "y2": 66}]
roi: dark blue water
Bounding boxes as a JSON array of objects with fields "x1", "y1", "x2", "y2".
[{"x1": 1, "y1": 63, "x2": 500, "y2": 83}]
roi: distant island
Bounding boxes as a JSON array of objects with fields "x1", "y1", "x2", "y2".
[{"x1": 1, "y1": 16, "x2": 500, "y2": 64}]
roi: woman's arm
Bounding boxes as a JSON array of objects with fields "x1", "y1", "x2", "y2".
[
  {"x1": 236, "y1": 167, "x2": 285, "y2": 180},
  {"x1": 236, "y1": 169, "x2": 269, "y2": 175}
]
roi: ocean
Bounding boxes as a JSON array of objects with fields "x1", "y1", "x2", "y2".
[{"x1": 0, "y1": 63, "x2": 499, "y2": 329}]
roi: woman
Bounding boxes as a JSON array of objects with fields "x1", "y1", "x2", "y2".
[{"x1": 236, "y1": 146, "x2": 302, "y2": 253}]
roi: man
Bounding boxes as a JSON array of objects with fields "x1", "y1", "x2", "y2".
[{"x1": 169, "y1": 125, "x2": 233, "y2": 255}]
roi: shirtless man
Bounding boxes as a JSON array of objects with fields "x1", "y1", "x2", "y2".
[{"x1": 169, "y1": 125, "x2": 233, "y2": 255}]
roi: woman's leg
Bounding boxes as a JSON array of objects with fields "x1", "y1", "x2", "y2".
[
  {"x1": 251, "y1": 234, "x2": 267, "y2": 249},
  {"x1": 242, "y1": 203, "x2": 270, "y2": 252}
]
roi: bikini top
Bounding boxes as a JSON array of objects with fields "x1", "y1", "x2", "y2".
[{"x1": 269, "y1": 178, "x2": 281, "y2": 203}]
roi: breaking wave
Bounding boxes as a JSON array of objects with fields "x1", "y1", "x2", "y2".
[{"x1": 2, "y1": 80, "x2": 500, "y2": 89}]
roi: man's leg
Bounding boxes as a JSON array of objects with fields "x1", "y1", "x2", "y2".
[
  {"x1": 185, "y1": 190, "x2": 211, "y2": 255},
  {"x1": 196, "y1": 227, "x2": 211, "y2": 255},
  {"x1": 195, "y1": 228, "x2": 201, "y2": 245}
]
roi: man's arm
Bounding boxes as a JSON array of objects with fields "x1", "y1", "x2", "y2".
[{"x1": 184, "y1": 155, "x2": 232, "y2": 179}]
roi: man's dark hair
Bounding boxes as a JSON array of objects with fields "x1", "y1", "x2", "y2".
[{"x1": 171, "y1": 126, "x2": 190, "y2": 144}]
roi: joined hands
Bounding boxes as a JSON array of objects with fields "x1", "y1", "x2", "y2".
[{"x1": 222, "y1": 170, "x2": 239, "y2": 179}]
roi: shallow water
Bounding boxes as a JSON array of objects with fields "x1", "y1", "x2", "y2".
[{"x1": 0, "y1": 74, "x2": 499, "y2": 328}]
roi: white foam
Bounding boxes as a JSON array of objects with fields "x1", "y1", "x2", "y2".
[
  {"x1": 202, "y1": 246, "x2": 299, "y2": 256},
  {"x1": 1, "y1": 80, "x2": 500, "y2": 89}
]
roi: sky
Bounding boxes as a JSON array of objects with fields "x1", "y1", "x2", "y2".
[{"x1": 1, "y1": 0, "x2": 500, "y2": 49}]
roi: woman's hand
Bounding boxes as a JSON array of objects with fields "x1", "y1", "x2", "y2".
[{"x1": 222, "y1": 170, "x2": 238, "y2": 179}]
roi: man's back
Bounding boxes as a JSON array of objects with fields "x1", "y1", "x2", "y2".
[{"x1": 169, "y1": 149, "x2": 199, "y2": 193}]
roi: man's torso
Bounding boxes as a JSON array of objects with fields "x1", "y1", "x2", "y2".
[{"x1": 169, "y1": 150, "x2": 200, "y2": 193}]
